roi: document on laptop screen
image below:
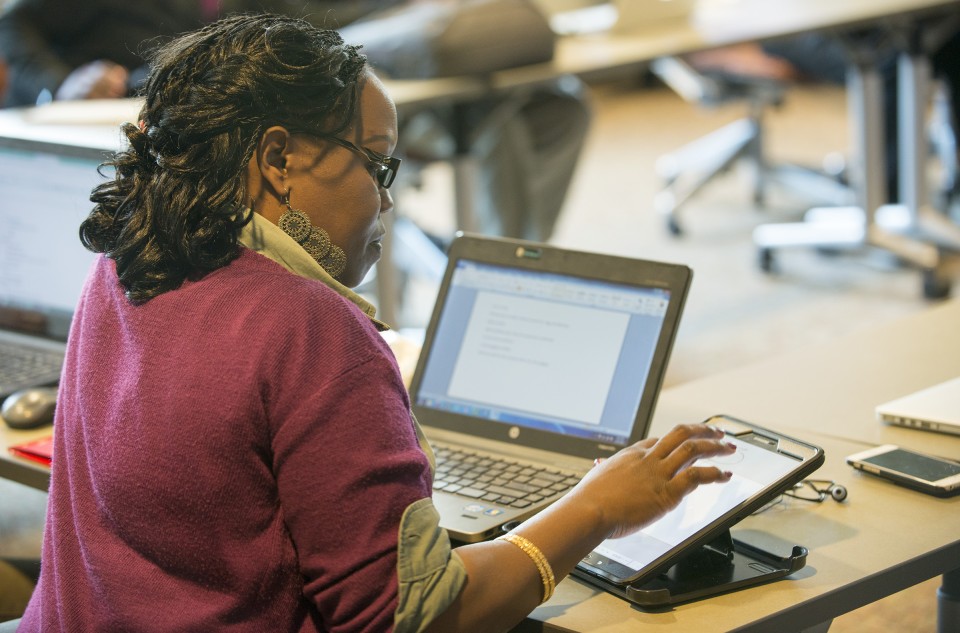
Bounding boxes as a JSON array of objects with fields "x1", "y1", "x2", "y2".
[
  {"x1": 415, "y1": 260, "x2": 670, "y2": 445},
  {"x1": 448, "y1": 290, "x2": 629, "y2": 425}
]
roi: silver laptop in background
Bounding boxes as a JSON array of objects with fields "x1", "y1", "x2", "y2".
[
  {"x1": 409, "y1": 235, "x2": 693, "y2": 542},
  {"x1": 876, "y1": 377, "x2": 960, "y2": 437},
  {"x1": 0, "y1": 136, "x2": 111, "y2": 399}
]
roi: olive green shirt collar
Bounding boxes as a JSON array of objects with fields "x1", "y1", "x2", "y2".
[{"x1": 238, "y1": 212, "x2": 390, "y2": 331}]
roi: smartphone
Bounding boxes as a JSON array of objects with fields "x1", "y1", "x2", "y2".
[
  {"x1": 573, "y1": 415, "x2": 824, "y2": 587},
  {"x1": 846, "y1": 444, "x2": 960, "y2": 498}
]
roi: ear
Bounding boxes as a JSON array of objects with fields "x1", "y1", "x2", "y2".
[{"x1": 254, "y1": 126, "x2": 293, "y2": 198}]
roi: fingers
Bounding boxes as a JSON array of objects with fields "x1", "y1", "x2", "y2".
[
  {"x1": 657, "y1": 425, "x2": 736, "y2": 497},
  {"x1": 664, "y1": 437, "x2": 735, "y2": 476},
  {"x1": 584, "y1": 424, "x2": 735, "y2": 538},
  {"x1": 630, "y1": 424, "x2": 734, "y2": 481},
  {"x1": 635, "y1": 436, "x2": 658, "y2": 449},
  {"x1": 673, "y1": 464, "x2": 733, "y2": 490},
  {"x1": 592, "y1": 436, "x2": 658, "y2": 468},
  {"x1": 648, "y1": 423, "x2": 725, "y2": 459},
  {"x1": 649, "y1": 424, "x2": 730, "y2": 469}
]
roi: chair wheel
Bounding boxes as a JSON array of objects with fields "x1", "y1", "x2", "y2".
[
  {"x1": 654, "y1": 191, "x2": 681, "y2": 236},
  {"x1": 667, "y1": 216, "x2": 683, "y2": 236},
  {"x1": 922, "y1": 270, "x2": 952, "y2": 300},
  {"x1": 758, "y1": 248, "x2": 775, "y2": 273}
]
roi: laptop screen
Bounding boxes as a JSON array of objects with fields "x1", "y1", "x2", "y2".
[
  {"x1": 0, "y1": 138, "x2": 111, "y2": 341},
  {"x1": 414, "y1": 259, "x2": 672, "y2": 446}
]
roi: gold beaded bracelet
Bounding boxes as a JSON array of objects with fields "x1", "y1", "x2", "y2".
[{"x1": 497, "y1": 533, "x2": 556, "y2": 604}]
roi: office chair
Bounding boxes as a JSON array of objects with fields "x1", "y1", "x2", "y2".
[
  {"x1": 650, "y1": 56, "x2": 853, "y2": 236},
  {"x1": 751, "y1": 21, "x2": 960, "y2": 300}
]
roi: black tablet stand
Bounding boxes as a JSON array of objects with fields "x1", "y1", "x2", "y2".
[{"x1": 574, "y1": 530, "x2": 807, "y2": 608}]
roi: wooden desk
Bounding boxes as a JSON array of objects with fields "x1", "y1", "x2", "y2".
[
  {"x1": 507, "y1": 0, "x2": 960, "y2": 84},
  {"x1": 528, "y1": 433, "x2": 958, "y2": 633},
  {"x1": 653, "y1": 297, "x2": 960, "y2": 453},
  {"x1": 527, "y1": 299, "x2": 960, "y2": 632}
]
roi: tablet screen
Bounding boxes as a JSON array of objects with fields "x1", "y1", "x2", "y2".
[{"x1": 576, "y1": 416, "x2": 823, "y2": 585}]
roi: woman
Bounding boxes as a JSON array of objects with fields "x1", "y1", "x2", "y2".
[{"x1": 17, "y1": 14, "x2": 734, "y2": 632}]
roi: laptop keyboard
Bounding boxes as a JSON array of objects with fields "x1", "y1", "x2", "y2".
[
  {"x1": 0, "y1": 340, "x2": 63, "y2": 393},
  {"x1": 432, "y1": 444, "x2": 583, "y2": 510}
]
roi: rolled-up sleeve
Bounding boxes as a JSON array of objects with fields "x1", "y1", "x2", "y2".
[{"x1": 394, "y1": 498, "x2": 467, "y2": 633}]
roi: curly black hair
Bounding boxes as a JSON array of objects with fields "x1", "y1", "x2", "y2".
[{"x1": 80, "y1": 13, "x2": 367, "y2": 303}]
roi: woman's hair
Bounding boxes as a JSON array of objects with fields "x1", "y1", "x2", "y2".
[{"x1": 81, "y1": 13, "x2": 367, "y2": 303}]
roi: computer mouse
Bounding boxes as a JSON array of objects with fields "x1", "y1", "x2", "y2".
[{"x1": 1, "y1": 387, "x2": 58, "y2": 430}]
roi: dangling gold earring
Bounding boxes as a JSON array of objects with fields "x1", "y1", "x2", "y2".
[
  {"x1": 277, "y1": 191, "x2": 311, "y2": 242},
  {"x1": 277, "y1": 189, "x2": 347, "y2": 279}
]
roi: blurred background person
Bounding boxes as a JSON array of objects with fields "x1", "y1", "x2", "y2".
[{"x1": 0, "y1": 0, "x2": 590, "y2": 243}]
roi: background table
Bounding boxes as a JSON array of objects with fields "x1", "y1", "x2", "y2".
[{"x1": 2, "y1": 0, "x2": 958, "y2": 323}]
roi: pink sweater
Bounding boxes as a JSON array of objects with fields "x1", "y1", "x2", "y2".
[{"x1": 20, "y1": 249, "x2": 432, "y2": 632}]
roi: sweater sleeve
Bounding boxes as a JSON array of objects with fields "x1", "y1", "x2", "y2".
[{"x1": 265, "y1": 296, "x2": 458, "y2": 632}]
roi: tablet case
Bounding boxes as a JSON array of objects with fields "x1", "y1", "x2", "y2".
[
  {"x1": 573, "y1": 528, "x2": 807, "y2": 607},
  {"x1": 570, "y1": 414, "x2": 819, "y2": 606}
]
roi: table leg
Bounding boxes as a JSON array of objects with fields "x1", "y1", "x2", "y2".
[
  {"x1": 752, "y1": 34, "x2": 942, "y2": 275},
  {"x1": 938, "y1": 568, "x2": 960, "y2": 633},
  {"x1": 450, "y1": 102, "x2": 479, "y2": 234},
  {"x1": 896, "y1": 48, "x2": 960, "y2": 252}
]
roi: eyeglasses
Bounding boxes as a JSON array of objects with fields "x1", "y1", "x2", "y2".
[
  {"x1": 319, "y1": 134, "x2": 401, "y2": 189},
  {"x1": 753, "y1": 479, "x2": 847, "y2": 514},
  {"x1": 783, "y1": 479, "x2": 847, "y2": 503}
]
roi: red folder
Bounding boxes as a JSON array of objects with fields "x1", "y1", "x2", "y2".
[{"x1": 8, "y1": 436, "x2": 53, "y2": 466}]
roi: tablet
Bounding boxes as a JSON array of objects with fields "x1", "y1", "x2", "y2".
[{"x1": 574, "y1": 415, "x2": 824, "y2": 587}]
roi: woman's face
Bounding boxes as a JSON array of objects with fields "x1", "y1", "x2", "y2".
[{"x1": 285, "y1": 72, "x2": 398, "y2": 287}]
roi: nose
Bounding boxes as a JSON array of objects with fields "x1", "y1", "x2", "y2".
[{"x1": 379, "y1": 187, "x2": 394, "y2": 215}]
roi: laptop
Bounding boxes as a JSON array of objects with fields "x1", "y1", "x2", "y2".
[
  {"x1": 409, "y1": 235, "x2": 692, "y2": 542},
  {"x1": 876, "y1": 377, "x2": 960, "y2": 437},
  {"x1": 0, "y1": 135, "x2": 112, "y2": 399}
]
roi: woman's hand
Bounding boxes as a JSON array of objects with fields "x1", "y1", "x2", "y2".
[
  {"x1": 425, "y1": 423, "x2": 735, "y2": 632},
  {"x1": 572, "y1": 423, "x2": 735, "y2": 539}
]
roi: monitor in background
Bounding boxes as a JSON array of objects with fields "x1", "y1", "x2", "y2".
[{"x1": 0, "y1": 136, "x2": 113, "y2": 397}]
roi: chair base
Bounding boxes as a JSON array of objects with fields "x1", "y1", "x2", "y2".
[
  {"x1": 655, "y1": 116, "x2": 852, "y2": 236},
  {"x1": 753, "y1": 203, "x2": 960, "y2": 299}
]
